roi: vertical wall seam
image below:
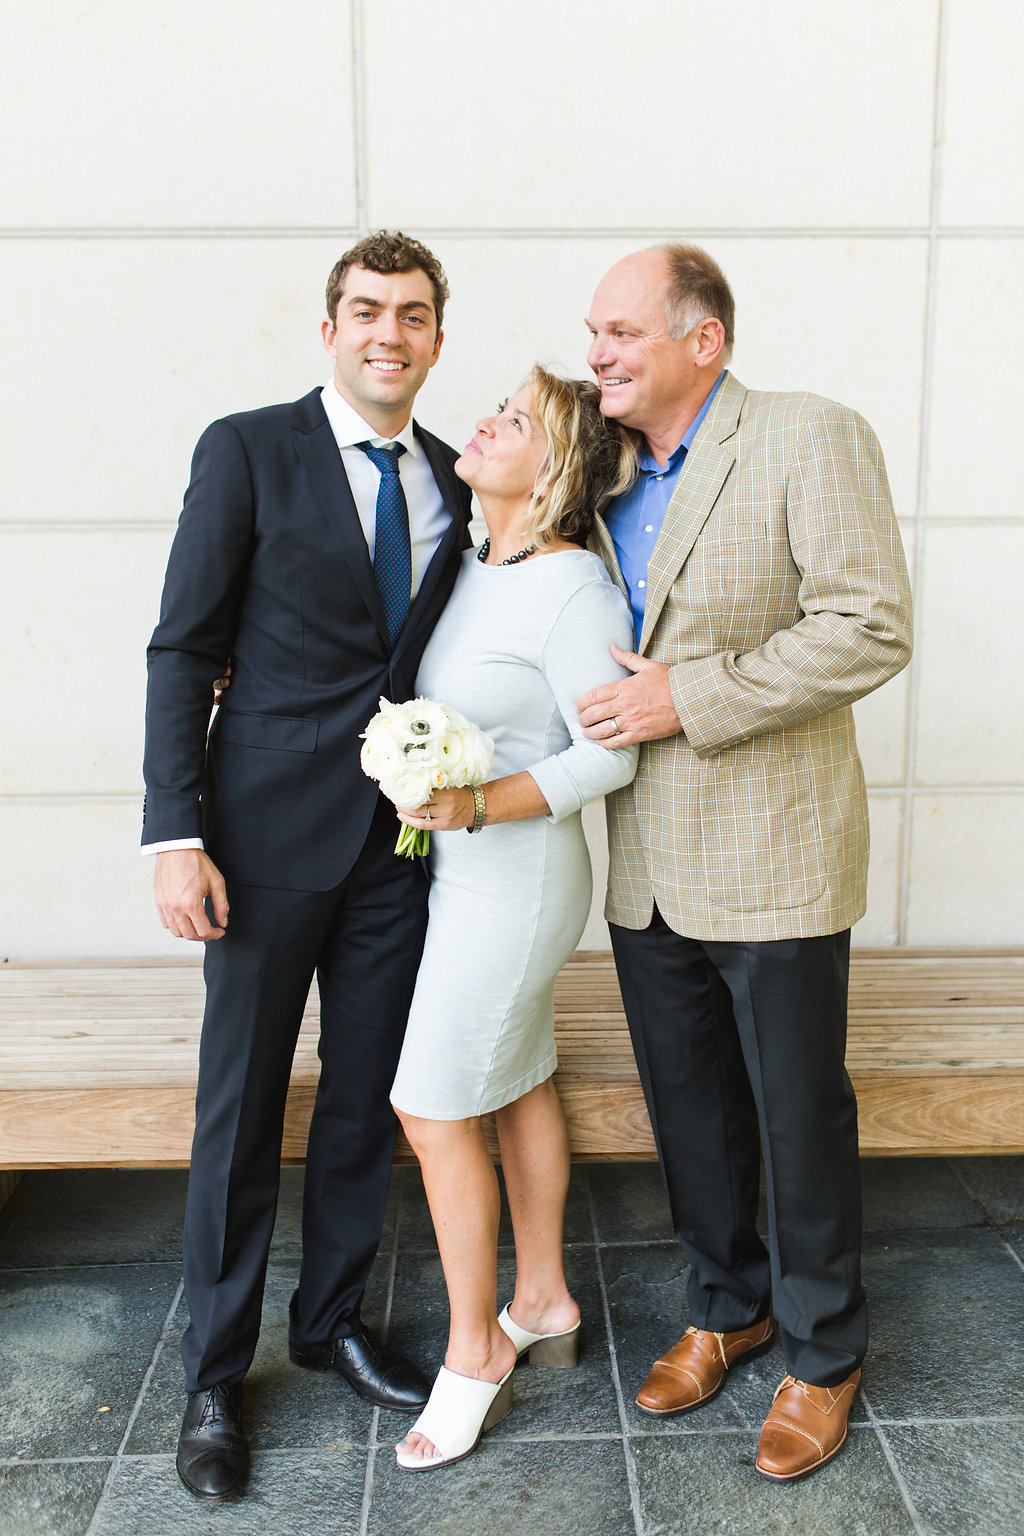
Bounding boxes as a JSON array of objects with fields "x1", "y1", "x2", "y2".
[
  {"x1": 353, "y1": 1, "x2": 367, "y2": 230},
  {"x1": 898, "y1": 0, "x2": 950, "y2": 946}
]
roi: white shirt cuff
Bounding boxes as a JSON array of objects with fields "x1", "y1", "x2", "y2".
[{"x1": 141, "y1": 838, "x2": 205, "y2": 856}]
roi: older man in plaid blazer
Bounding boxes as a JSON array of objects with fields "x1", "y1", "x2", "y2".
[{"x1": 578, "y1": 244, "x2": 912, "y2": 1482}]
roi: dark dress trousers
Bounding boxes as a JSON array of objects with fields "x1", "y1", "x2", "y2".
[
  {"x1": 610, "y1": 914, "x2": 865, "y2": 1387},
  {"x1": 143, "y1": 387, "x2": 472, "y2": 1390}
]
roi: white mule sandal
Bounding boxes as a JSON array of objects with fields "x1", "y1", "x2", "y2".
[
  {"x1": 395, "y1": 1365, "x2": 514, "y2": 1472},
  {"x1": 498, "y1": 1304, "x2": 581, "y2": 1366}
]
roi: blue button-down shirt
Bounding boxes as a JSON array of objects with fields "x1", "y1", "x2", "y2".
[{"x1": 604, "y1": 371, "x2": 726, "y2": 642}]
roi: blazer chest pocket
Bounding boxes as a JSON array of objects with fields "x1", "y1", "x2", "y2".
[
  {"x1": 706, "y1": 517, "x2": 770, "y2": 543},
  {"x1": 217, "y1": 710, "x2": 319, "y2": 752},
  {"x1": 699, "y1": 756, "x2": 825, "y2": 912}
]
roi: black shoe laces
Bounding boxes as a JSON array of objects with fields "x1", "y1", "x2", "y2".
[{"x1": 197, "y1": 1386, "x2": 234, "y2": 1430}]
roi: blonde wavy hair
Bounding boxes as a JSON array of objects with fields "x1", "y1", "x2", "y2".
[{"x1": 523, "y1": 365, "x2": 638, "y2": 548}]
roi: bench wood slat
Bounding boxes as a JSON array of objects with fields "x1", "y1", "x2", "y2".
[{"x1": 2, "y1": 949, "x2": 1023, "y2": 1164}]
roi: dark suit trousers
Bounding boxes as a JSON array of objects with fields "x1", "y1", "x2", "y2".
[
  {"x1": 180, "y1": 796, "x2": 427, "y2": 1391},
  {"x1": 610, "y1": 909, "x2": 866, "y2": 1387}
]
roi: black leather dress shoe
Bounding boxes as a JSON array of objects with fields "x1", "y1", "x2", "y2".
[
  {"x1": 176, "y1": 1382, "x2": 249, "y2": 1500},
  {"x1": 289, "y1": 1326, "x2": 430, "y2": 1412}
]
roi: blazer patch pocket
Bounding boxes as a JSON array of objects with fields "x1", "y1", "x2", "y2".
[
  {"x1": 217, "y1": 710, "x2": 319, "y2": 753},
  {"x1": 699, "y1": 756, "x2": 825, "y2": 912}
]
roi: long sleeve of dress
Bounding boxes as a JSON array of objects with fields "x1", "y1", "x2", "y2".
[{"x1": 525, "y1": 575, "x2": 639, "y2": 822}]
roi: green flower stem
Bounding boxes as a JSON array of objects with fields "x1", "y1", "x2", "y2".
[{"x1": 394, "y1": 823, "x2": 429, "y2": 859}]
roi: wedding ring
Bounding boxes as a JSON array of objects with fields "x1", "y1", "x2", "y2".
[
  {"x1": 425, "y1": 809, "x2": 432, "y2": 822},
  {"x1": 611, "y1": 717, "x2": 621, "y2": 736}
]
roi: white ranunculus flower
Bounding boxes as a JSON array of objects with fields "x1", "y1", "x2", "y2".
[
  {"x1": 384, "y1": 764, "x2": 433, "y2": 810},
  {"x1": 462, "y1": 729, "x2": 496, "y2": 783},
  {"x1": 438, "y1": 730, "x2": 469, "y2": 780},
  {"x1": 438, "y1": 703, "x2": 473, "y2": 733},
  {"x1": 360, "y1": 729, "x2": 401, "y2": 777}
]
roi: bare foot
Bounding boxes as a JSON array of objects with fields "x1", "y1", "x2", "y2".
[
  {"x1": 443, "y1": 1332, "x2": 517, "y2": 1384},
  {"x1": 397, "y1": 1429, "x2": 439, "y2": 1462},
  {"x1": 396, "y1": 1338, "x2": 516, "y2": 1464},
  {"x1": 507, "y1": 1294, "x2": 580, "y2": 1337}
]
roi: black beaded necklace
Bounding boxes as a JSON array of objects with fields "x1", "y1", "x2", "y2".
[{"x1": 477, "y1": 537, "x2": 536, "y2": 565}]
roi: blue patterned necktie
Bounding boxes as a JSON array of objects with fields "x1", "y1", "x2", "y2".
[{"x1": 358, "y1": 441, "x2": 411, "y2": 648}]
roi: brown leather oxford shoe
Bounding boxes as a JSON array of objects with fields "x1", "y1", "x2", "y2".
[
  {"x1": 635, "y1": 1317, "x2": 774, "y2": 1416},
  {"x1": 755, "y1": 1369, "x2": 861, "y2": 1480}
]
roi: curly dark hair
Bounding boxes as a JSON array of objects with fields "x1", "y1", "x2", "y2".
[{"x1": 325, "y1": 231, "x2": 449, "y2": 336}]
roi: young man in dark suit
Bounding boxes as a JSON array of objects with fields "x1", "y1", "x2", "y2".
[{"x1": 142, "y1": 231, "x2": 472, "y2": 1501}]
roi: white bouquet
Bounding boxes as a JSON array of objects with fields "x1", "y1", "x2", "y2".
[{"x1": 360, "y1": 696, "x2": 495, "y2": 858}]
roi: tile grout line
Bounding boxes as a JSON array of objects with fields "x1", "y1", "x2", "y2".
[
  {"x1": 358, "y1": 1175, "x2": 404, "y2": 1536},
  {"x1": 9, "y1": 514, "x2": 1024, "y2": 534},
  {"x1": 0, "y1": 226, "x2": 1022, "y2": 241},
  {"x1": 82, "y1": 1275, "x2": 184, "y2": 1536},
  {"x1": 583, "y1": 1168, "x2": 646, "y2": 1536},
  {"x1": 898, "y1": 0, "x2": 950, "y2": 945},
  {"x1": 8, "y1": 1409, "x2": 1024, "y2": 1472},
  {"x1": 993, "y1": 1230, "x2": 1024, "y2": 1280},
  {"x1": 10, "y1": 782, "x2": 1024, "y2": 812},
  {"x1": 945, "y1": 1159, "x2": 1024, "y2": 1278},
  {"x1": 946, "y1": 1159, "x2": 999, "y2": 1225},
  {"x1": 861, "y1": 1389, "x2": 929, "y2": 1536}
]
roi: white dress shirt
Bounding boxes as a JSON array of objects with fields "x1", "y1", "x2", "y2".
[
  {"x1": 318, "y1": 380, "x2": 450, "y2": 595},
  {"x1": 143, "y1": 381, "x2": 452, "y2": 857}
]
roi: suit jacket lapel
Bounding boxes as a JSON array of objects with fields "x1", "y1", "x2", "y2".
[
  {"x1": 637, "y1": 373, "x2": 745, "y2": 655},
  {"x1": 291, "y1": 389, "x2": 390, "y2": 642},
  {"x1": 591, "y1": 516, "x2": 629, "y2": 597},
  {"x1": 400, "y1": 425, "x2": 468, "y2": 646}
]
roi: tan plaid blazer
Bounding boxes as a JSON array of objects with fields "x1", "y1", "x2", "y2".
[{"x1": 592, "y1": 372, "x2": 913, "y2": 942}]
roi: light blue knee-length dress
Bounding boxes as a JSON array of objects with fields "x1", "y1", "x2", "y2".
[{"x1": 389, "y1": 547, "x2": 638, "y2": 1120}]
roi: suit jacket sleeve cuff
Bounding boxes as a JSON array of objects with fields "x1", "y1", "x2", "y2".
[{"x1": 668, "y1": 655, "x2": 753, "y2": 758}]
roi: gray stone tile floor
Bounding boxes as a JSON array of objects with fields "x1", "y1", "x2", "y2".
[{"x1": 1, "y1": 1156, "x2": 1022, "y2": 1535}]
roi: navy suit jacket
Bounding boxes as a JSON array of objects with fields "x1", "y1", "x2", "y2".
[{"x1": 143, "y1": 387, "x2": 473, "y2": 890}]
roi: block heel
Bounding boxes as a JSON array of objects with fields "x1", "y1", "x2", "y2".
[
  {"x1": 482, "y1": 1372, "x2": 514, "y2": 1428},
  {"x1": 498, "y1": 1303, "x2": 581, "y2": 1367},
  {"x1": 526, "y1": 1329, "x2": 580, "y2": 1367}
]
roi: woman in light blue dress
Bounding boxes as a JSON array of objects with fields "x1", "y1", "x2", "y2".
[{"x1": 389, "y1": 367, "x2": 639, "y2": 1469}]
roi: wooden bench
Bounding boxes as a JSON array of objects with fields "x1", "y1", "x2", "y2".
[{"x1": 1, "y1": 949, "x2": 1023, "y2": 1169}]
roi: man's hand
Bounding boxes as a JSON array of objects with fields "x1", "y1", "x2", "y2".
[
  {"x1": 577, "y1": 644, "x2": 684, "y2": 747},
  {"x1": 213, "y1": 659, "x2": 231, "y2": 707},
  {"x1": 154, "y1": 849, "x2": 229, "y2": 941}
]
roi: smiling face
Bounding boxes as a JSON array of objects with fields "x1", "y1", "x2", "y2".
[
  {"x1": 322, "y1": 264, "x2": 443, "y2": 434},
  {"x1": 456, "y1": 387, "x2": 548, "y2": 507},
  {"x1": 586, "y1": 250, "x2": 707, "y2": 450}
]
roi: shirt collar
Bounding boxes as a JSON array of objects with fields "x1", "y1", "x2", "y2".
[
  {"x1": 637, "y1": 369, "x2": 726, "y2": 475},
  {"x1": 320, "y1": 379, "x2": 420, "y2": 457}
]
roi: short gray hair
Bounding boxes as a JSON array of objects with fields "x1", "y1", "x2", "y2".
[{"x1": 658, "y1": 243, "x2": 735, "y2": 357}]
